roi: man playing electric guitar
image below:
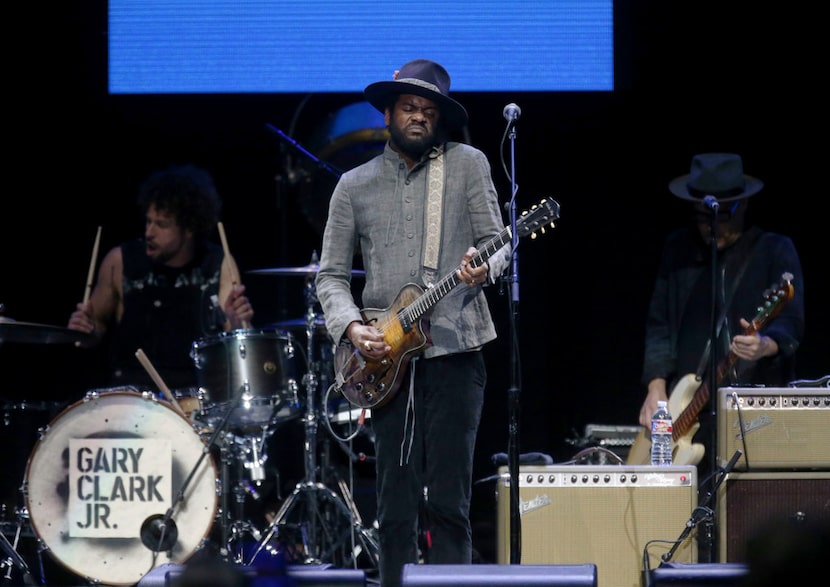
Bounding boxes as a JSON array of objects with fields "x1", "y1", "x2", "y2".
[
  {"x1": 635, "y1": 153, "x2": 805, "y2": 489},
  {"x1": 315, "y1": 60, "x2": 511, "y2": 587}
]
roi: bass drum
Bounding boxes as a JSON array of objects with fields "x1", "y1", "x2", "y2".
[{"x1": 23, "y1": 389, "x2": 218, "y2": 586}]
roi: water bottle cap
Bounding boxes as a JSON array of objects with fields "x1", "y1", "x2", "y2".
[{"x1": 657, "y1": 400, "x2": 667, "y2": 408}]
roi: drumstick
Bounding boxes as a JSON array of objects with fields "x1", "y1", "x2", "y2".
[
  {"x1": 83, "y1": 226, "x2": 102, "y2": 305},
  {"x1": 134, "y1": 348, "x2": 188, "y2": 418},
  {"x1": 217, "y1": 221, "x2": 250, "y2": 329}
]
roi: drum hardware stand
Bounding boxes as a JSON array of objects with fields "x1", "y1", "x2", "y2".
[
  {"x1": 0, "y1": 515, "x2": 32, "y2": 585},
  {"x1": 247, "y1": 276, "x2": 378, "y2": 569},
  {"x1": 221, "y1": 426, "x2": 273, "y2": 563}
]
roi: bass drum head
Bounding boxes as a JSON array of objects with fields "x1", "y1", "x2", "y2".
[{"x1": 24, "y1": 390, "x2": 218, "y2": 586}]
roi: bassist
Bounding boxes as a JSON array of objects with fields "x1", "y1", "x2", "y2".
[{"x1": 637, "y1": 153, "x2": 805, "y2": 487}]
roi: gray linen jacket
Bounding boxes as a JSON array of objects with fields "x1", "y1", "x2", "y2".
[{"x1": 315, "y1": 140, "x2": 510, "y2": 359}]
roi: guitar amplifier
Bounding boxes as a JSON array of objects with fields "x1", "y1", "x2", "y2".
[
  {"x1": 495, "y1": 465, "x2": 697, "y2": 587},
  {"x1": 717, "y1": 387, "x2": 830, "y2": 470}
]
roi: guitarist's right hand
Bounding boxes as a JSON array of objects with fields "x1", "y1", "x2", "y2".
[
  {"x1": 639, "y1": 378, "x2": 668, "y2": 427},
  {"x1": 347, "y1": 320, "x2": 391, "y2": 356}
]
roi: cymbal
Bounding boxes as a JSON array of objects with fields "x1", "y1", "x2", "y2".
[
  {"x1": 271, "y1": 316, "x2": 327, "y2": 331},
  {"x1": 0, "y1": 318, "x2": 94, "y2": 345},
  {"x1": 247, "y1": 263, "x2": 365, "y2": 277}
]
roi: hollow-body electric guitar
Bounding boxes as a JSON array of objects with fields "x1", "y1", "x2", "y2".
[
  {"x1": 333, "y1": 198, "x2": 560, "y2": 410},
  {"x1": 626, "y1": 272, "x2": 795, "y2": 466}
]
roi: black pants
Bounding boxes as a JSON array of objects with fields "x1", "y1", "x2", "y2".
[{"x1": 372, "y1": 351, "x2": 485, "y2": 587}]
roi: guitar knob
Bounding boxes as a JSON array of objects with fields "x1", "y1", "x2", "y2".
[
  {"x1": 355, "y1": 383, "x2": 364, "y2": 392},
  {"x1": 367, "y1": 374, "x2": 375, "y2": 383},
  {"x1": 377, "y1": 382, "x2": 386, "y2": 392}
]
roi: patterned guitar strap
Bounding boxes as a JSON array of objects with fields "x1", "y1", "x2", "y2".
[{"x1": 422, "y1": 144, "x2": 445, "y2": 287}]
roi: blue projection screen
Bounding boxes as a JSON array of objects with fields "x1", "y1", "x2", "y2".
[{"x1": 108, "y1": 0, "x2": 613, "y2": 94}]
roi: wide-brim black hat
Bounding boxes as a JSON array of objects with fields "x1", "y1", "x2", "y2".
[
  {"x1": 669, "y1": 153, "x2": 764, "y2": 203},
  {"x1": 364, "y1": 58, "x2": 469, "y2": 131}
]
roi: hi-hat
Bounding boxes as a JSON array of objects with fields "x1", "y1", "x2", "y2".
[
  {"x1": 248, "y1": 263, "x2": 365, "y2": 277},
  {"x1": 0, "y1": 318, "x2": 94, "y2": 345}
]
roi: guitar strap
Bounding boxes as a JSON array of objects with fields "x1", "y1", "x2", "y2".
[
  {"x1": 694, "y1": 230, "x2": 768, "y2": 379},
  {"x1": 422, "y1": 145, "x2": 446, "y2": 287}
]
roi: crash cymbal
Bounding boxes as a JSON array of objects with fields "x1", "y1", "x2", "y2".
[
  {"x1": 0, "y1": 318, "x2": 95, "y2": 345},
  {"x1": 248, "y1": 263, "x2": 365, "y2": 277}
]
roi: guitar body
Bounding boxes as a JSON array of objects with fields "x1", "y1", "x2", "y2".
[
  {"x1": 333, "y1": 284, "x2": 431, "y2": 409},
  {"x1": 626, "y1": 373, "x2": 705, "y2": 466}
]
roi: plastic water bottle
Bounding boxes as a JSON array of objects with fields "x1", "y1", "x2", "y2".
[{"x1": 650, "y1": 400, "x2": 673, "y2": 466}]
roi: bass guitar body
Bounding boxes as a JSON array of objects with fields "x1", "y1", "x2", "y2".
[{"x1": 626, "y1": 373, "x2": 705, "y2": 466}]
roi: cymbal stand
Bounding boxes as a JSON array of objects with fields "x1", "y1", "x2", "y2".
[{"x1": 247, "y1": 276, "x2": 378, "y2": 569}]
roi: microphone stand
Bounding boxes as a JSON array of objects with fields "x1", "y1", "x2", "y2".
[
  {"x1": 703, "y1": 196, "x2": 720, "y2": 563},
  {"x1": 660, "y1": 450, "x2": 742, "y2": 566},
  {"x1": 140, "y1": 389, "x2": 244, "y2": 558},
  {"x1": 504, "y1": 116, "x2": 522, "y2": 564}
]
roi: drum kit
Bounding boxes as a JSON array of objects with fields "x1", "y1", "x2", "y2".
[
  {"x1": 1, "y1": 104, "x2": 387, "y2": 585},
  {"x1": 0, "y1": 263, "x2": 378, "y2": 586}
]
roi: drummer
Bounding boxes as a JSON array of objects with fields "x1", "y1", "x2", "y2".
[{"x1": 67, "y1": 164, "x2": 254, "y2": 392}]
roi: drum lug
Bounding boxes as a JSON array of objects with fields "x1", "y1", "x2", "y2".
[{"x1": 238, "y1": 342, "x2": 247, "y2": 359}]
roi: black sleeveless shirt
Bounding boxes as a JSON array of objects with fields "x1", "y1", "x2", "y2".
[{"x1": 108, "y1": 238, "x2": 225, "y2": 390}]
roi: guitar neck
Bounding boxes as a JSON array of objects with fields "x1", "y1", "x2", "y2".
[
  {"x1": 407, "y1": 226, "x2": 512, "y2": 322},
  {"x1": 672, "y1": 349, "x2": 742, "y2": 440}
]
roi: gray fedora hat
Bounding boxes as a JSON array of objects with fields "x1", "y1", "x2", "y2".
[
  {"x1": 669, "y1": 153, "x2": 764, "y2": 203},
  {"x1": 364, "y1": 59, "x2": 469, "y2": 131}
]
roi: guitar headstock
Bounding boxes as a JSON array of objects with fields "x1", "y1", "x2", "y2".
[
  {"x1": 516, "y1": 198, "x2": 560, "y2": 239},
  {"x1": 752, "y1": 272, "x2": 795, "y2": 329}
]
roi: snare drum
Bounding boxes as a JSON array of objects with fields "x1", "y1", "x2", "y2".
[
  {"x1": 23, "y1": 390, "x2": 218, "y2": 586},
  {"x1": 191, "y1": 328, "x2": 301, "y2": 430}
]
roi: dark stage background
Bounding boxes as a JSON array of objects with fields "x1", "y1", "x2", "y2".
[{"x1": 1, "y1": 0, "x2": 826, "y2": 568}]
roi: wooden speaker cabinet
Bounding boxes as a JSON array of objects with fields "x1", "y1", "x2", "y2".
[
  {"x1": 496, "y1": 466, "x2": 697, "y2": 587},
  {"x1": 717, "y1": 387, "x2": 830, "y2": 470},
  {"x1": 716, "y1": 471, "x2": 830, "y2": 562}
]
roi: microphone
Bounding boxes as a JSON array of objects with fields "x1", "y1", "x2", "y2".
[
  {"x1": 503, "y1": 103, "x2": 521, "y2": 123},
  {"x1": 140, "y1": 513, "x2": 179, "y2": 552},
  {"x1": 702, "y1": 195, "x2": 719, "y2": 211}
]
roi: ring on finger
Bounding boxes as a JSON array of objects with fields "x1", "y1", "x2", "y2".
[{"x1": 364, "y1": 341, "x2": 372, "y2": 351}]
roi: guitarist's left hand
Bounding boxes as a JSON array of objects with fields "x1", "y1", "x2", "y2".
[
  {"x1": 457, "y1": 246, "x2": 489, "y2": 287},
  {"x1": 731, "y1": 318, "x2": 778, "y2": 361}
]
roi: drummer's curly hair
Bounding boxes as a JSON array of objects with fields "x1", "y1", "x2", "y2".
[{"x1": 137, "y1": 164, "x2": 221, "y2": 238}]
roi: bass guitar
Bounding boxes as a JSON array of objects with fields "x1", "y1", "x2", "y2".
[
  {"x1": 333, "y1": 198, "x2": 560, "y2": 409},
  {"x1": 627, "y1": 272, "x2": 795, "y2": 466}
]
